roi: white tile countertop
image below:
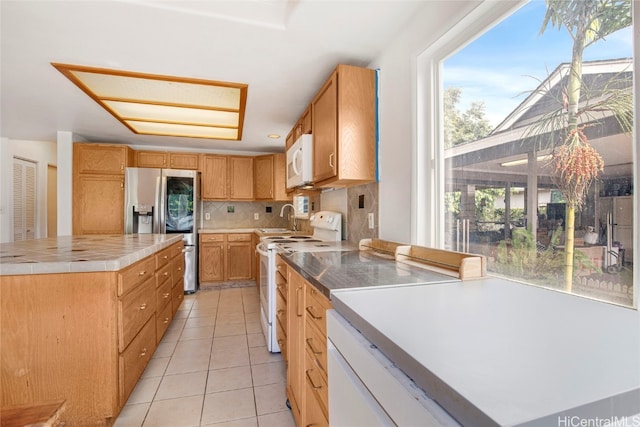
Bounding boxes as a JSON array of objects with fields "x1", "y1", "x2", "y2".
[
  {"x1": 330, "y1": 277, "x2": 640, "y2": 426},
  {"x1": 0, "y1": 234, "x2": 183, "y2": 276}
]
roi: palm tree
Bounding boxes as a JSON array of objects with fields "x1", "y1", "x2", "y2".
[{"x1": 534, "y1": 0, "x2": 632, "y2": 291}]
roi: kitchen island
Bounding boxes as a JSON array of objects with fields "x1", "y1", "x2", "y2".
[
  {"x1": 282, "y1": 249, "x2": 640, "y2": 426},
  {"x1": 1, "y1": 234, "x2": 185, "y2": 426}
]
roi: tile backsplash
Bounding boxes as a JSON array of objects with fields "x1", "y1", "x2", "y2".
[
  {"x1": 201, "y1": 201, "x2": 291, "y2": 230},
  {"x1": 347, "y1": 182, "x2": 379, "y2": 244}
]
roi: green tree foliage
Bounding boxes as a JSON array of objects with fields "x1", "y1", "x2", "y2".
[{"x1": 444, "y1": 87, "x2": 492, "y2": 148}]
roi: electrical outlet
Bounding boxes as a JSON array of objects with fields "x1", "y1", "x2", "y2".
[
  {"x1": 254, "y1": 213, "x2": 259, "y2": 220},
  {"x1": 205, "y1": 212, "x2": 211, "y2": 220},
  {"x1": 368, "y1": 213, "x2": 375, "y2": 229}
]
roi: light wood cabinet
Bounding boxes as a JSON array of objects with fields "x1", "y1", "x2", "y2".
[
  {"x1": 169, "y1": 152, "x2": 199, "y2": 170},
  {"x1": 0, "y1": 242, "x2": 182, "y2": 425},
  {"x1": 136, "y1": 150, "x2": 168, "y2": 168},
  {"x1": 73, "y1": 174, "x2": 125, "y2": 235},
  {"x1": 311, "y1": 64, "x2": 376, "y2": 188},
  {"x1": 74, "y1": 143, "x2": 132, "y2": 175},
  {"x1": 287, "y1": 267, "x2": 305, "y2": 426},
  {"x1": 228, "y1": 156, "x2": 254, "y2": 200},
  {"x1": 135, "y1": 151, "x2": 199, "y2": 170},
  {"x1": 285, "y1": 266, "x2": 332, "y2": 427},
  {"x1": 200, "y1": 234, "x2": 226, "y2": 282},
  {"x1": 275, "y1": 255, "x2": 288, "y2": 361},
  {"x1": 201, "y1": 155, "x2": 254, "y2": 200},
  {"x1": 226, "y1": 233, "x2": 253, "y2": 280},
  {"x1": 73, "y1": 143, "x2": 133, "y2": 235},
  {"x1": 201, "y1": 155, "x2": 228, "y2": 200},
  {"x1": 199, "y1": 233, "x2": 254, "y2": 282},
  {"x1": 254, "y1": 154, "x2": 290, "y2": 201}
]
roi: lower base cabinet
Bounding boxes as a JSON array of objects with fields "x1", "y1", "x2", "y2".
[
  {"x1": 285, "y1": 266, "x2": 332, "y2": 427},
  {"x1": 199, "y1": 233, "x2": 254, "y2": 282},
  {"x1": 0, "y1": 241, "x2": 185, "y2": 425}
]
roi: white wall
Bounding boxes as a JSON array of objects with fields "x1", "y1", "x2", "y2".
[
  {"x1": 0, "y1": 139, "x2": 57, "y2": 242},
  {"x1": 367, "y1": 1, "x2": 481, "y2": 244}
]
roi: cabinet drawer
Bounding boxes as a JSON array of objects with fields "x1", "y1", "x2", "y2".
[
  {"x1": 172, "y1": 256, "x2": 185, "y2": 283},
  {"x1": 275, "y1": 255, "x2": 287, "y2": 275},
  {"x1": 119, "y1": 276, "x2": 156, "y2": 351},
  {"x1": 172, "y1": 279, "x2": 184, "y2": 315},
  {"x1": 157, "y1": 278, "x2": 172, "y2": 311},
  {"x1": 156, "y1": 262, "x2": 172, "y2": 288},
  {"x1": 119, "y1": 317, "x2": 156, "y2": 406},
  {"x1": 200, "y1": 234, "x2": 225, "y2": 243},
  {"x1": 227, "y1": 233, "x2": 251, "y2": 242},
  {"x1": 305, "y1": 315, "x2": 328, "y2": 376},
  {"x1": 305, "y1": 284, "x2": 332, "y2": 338},
  {"x1": 305, "y1": 377, "x2": 329, "y2": 427},
  {"x1": 305, "y1": 349, "x2": 329, "y2": 419},
  {"x1": 156, "y1": 301, "x2": 172, "y2": 343},
  {"x1": 118, "y1": 256, "x2": 155, "y2": 296},
  {"x1": 155, "y1": 246, "x2": 173, "y2": 270},
  {"x1": 276, "y1": 271, "x2": 287, "y2": 301},
  {"x1": 172, "y1": 241, "x2": 185, "y2": 258}
]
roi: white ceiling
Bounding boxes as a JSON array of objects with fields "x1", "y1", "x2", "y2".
[{"x1": 1, "y1": 0, "x2": 426, "y2": 154}]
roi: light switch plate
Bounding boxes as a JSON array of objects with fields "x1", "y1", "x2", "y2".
[
  {"x1": 368, "y1": 213, "x2": 374, "y2": 229},
  {"x1": 205, "y1": 212, "x2": 211, "y2": 220},
  {"x1": 254, "y1": 213, "x2": 259, "y2": 220}
]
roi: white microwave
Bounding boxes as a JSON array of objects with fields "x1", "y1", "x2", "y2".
[{"x1": 286, "y1": 134, "x2": 313, "y2": 189}]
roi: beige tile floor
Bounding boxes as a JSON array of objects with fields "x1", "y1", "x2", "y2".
[{"x1": 114, "y1": 284, "x2": 296, "y2": 427}]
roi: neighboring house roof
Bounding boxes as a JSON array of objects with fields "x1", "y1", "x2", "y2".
[{"x1": 492, "y1": 57, "x2": 633, "y2": 134}]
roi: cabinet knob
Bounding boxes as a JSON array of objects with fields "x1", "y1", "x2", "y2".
[
  {"x1": 139, "y1": 303, "x2": 147, "y2": 310},
  {"x1": 139, "y1": 270, "x2": 147, "y2": 276},
  {"x1": 139, "y1": 348, "x2": 147, "y2": 358},
  {"x1": 164, "y1": 271, "x2": 169, "y2": 276},
  {"x1": 163, "y1": 317, "x2": 170, "y2": 323},
  {"x1": 163, "y1": 292, "x2": 170, "y2": 298}
]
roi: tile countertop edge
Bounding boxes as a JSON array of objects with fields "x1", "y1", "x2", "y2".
[
  {"x1": 329, "y1": 280, "x2": 640, "y2": 426},
  {"x1": 0, "y1": 234, "x2": 184, "y2": 276}
]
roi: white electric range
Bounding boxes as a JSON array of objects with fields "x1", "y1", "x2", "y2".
[{"x1": 256, "y1": 211, "x2": 353, "y2": 352}]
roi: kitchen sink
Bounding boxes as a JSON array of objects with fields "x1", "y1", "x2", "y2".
[{"x1": 258, "y1": 228, "x2": 292, "y2": 233}]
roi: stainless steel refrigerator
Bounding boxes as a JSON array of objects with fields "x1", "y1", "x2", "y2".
[{"x1": 124, "y1": 167, "x2": 200, "y2": 293}]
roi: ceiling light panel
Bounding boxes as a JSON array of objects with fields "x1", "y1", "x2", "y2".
[{"x1": 52, "y1": 63, "x2": 247, "y2": 140}]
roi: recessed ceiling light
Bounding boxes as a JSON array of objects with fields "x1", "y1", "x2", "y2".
[
  {"x1": 267, "y1": 134, "x2": 281, "y2": 139},
  {"x1": 52, "y1": 63, "x2": 248, "y2": 141}
]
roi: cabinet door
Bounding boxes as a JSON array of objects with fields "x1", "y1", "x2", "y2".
[
  {"x1": 136, "y1": 151, "x2": 167, "y2": 168},
  {"x1": 300, "y1": 105, "x2": 312, "y2": 134},
  {"x1": 169, "y1": 153, "x2": 199, "y2": 170},
  {"x1": 202, "y1": 155, "x2": 228, "y2": 200},
  {"x1": 312, "y1": 71, "x2": 338, "y2": 182},
  {"x1": 74, "y1": 143, "x2": 129, "y2": 175},
  {"x1": 229, "y1": 156, "x2": 254, "y2": 200},
  {"x1": 200, "y1": 243, "x2": 225, "y2": 282},
  {"x1": 285, "y1": 130, "x2": 295, "y2": 151},
  {"x1": 73, "y1": 174, "x2": 124, "y2": 234},
  {"x1": 254, "y1": 155, "x2": 274, "y2": 200},
  {"x1": 226, "y1": 241, "x2": 253, "y2": 280},
  {"x1": 272, "y1": 153, "x2": 290, "y2": 201}
]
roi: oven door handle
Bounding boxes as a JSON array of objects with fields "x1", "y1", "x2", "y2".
[{"x1": 256, "y1": 243, "x2": 269, "y2": 257}]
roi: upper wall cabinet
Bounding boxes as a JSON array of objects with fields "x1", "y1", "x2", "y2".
[
  {"x1": 201, "y1": 155, "x2": 228, "y2": 200},
  {"x1": 312, "y1": 64, "x2": 376, "y2": 188},
  {"x1": 201, "y1": 155, "x2": 254, "y2": 201},
  {"x1": 135, "y1": 151, "x2": 199, "y2": 170},
  {"x1": 287, "y1": 106, "x2": 312, "y2": 151},
  {"x1": 75, "y1": 143, "x2": 133, "y2": 175},
  {"x1": 254, "y1": 154, "x2": 290, "y2": 201}
]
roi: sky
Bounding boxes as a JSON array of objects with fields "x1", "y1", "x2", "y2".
[{"x1": 443, "y1": 0, "x2": 633, "y2": 128}]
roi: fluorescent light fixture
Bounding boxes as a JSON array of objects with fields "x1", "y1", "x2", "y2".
[
  {"x1": 52, "y1": 63, "x2": 248, "y2": 140},
  {"x1": 501, "y1": 155, "x2": 552, "y2": 167}
]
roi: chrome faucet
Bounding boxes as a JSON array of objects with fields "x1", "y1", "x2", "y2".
[{"x1": 280, "y1": 203, "x2": 297, "y2": 231}]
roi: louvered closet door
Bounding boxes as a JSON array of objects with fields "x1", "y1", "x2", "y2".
[{"x1": 13, "y1": 158, "x2": 37, "y2": 241}]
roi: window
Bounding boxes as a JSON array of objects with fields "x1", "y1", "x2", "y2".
[{"x1": 424, "y1": 0, "x2": 636, "y2": 307}]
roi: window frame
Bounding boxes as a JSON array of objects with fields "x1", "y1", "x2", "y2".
[{"x1": 414, "y1": 0, "x2": 639, "y2": 309}]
